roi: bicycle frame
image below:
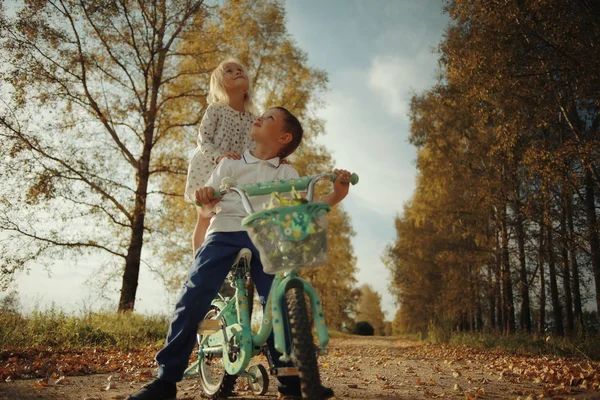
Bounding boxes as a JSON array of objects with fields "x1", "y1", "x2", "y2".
[{"x1": 183, "y1": 266, "x2": 328, "y2": 377}]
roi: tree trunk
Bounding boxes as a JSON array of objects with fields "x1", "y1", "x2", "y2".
[
  {"x1": 538, "y1": 222, "x2": 546, "y2": 335},
  {"x1": 494, "y1": 228, "x2": 504, "y2": 331},
  {"x1": 487, "y1": 262, "x2": 496, "y2": 331},
  {"x1": 566, "y1": 192, "x2": 584, "y2": 331},
  {"x1": 119, "y1": 165, "x2": 150, "y2": 311},
  {"x1": 501, "y1": 203, "x2": 515, "y2": 334},
  {"x1": 118, "y1": 130, "x2": 154, "y2": 311},
  {"x1": 118, "y1": 36, "x2": 167, "y2": 311},
  {"x1": 560, "y1": 193, "x2": 574, "y2": 334},
  {"x1": 546, "y1": 216, "x2": 565, "y2": 336},
  {"x1": 475, "y1": 292, "x2": 483, "y2": 332},
  {"x1": 515, "y1": 208, "x2": 531, "y2": 333},
  {"x1": 584, "y1": 169, "x2": 600, "y2": 315}
]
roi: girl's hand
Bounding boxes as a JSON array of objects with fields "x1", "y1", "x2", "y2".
[
  {"x1": 332, "y1": 168, "x2": 351, "y2": 200},
  {"x1": 216, "y1": 152, "x2": 241, "y2": 163}
]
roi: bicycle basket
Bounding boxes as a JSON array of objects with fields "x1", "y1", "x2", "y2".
[{"x1": 242, "y1": 202, "x2": 331, "y2": 274}]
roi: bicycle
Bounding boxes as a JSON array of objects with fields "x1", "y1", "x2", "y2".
[{"x1": 183, "y1": 171, "x2": 359, "y2": 399}]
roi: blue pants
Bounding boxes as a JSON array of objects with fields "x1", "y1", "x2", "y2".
[{"x1": 155, "y1": 231, "x2": 300, "y2": 390}]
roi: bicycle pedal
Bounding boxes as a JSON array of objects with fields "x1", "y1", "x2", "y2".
[{"x1": 197, "y1": 319, "x2": 221, "y2": 334}]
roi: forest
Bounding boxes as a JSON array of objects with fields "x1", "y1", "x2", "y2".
[{"x1": 386, "y1": 0, "x2": 600, "y2": 339}]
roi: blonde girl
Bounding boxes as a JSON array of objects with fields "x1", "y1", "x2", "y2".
[{"x1": 184, "y1": 58, "x2": 257, "y2": 253}]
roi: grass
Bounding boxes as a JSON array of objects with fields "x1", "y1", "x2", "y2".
[
  {"x1": 0, "y1": 307, "x2": 169, "y2": 350},
  {"x1": 449, "y1": 331, "x2": 600, "y2": 361},
  {"x1": 4, "y1": 302, "x2": 597, "y2": 362},
  {"x1": 327, "y1": 329, "x2": 353, "y2": 338}
]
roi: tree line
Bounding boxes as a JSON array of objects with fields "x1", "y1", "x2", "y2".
[{"x1": 385, "y1": 0, "x2": 600, "y2": 337}]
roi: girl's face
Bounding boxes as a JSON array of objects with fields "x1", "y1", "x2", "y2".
[{"x1": 222, "y1": 62, "x2": 248, "y2": 93}]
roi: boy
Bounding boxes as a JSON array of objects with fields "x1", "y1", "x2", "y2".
[{"x1": 128, "y1": 107, "x2": 352, "y2": 400}]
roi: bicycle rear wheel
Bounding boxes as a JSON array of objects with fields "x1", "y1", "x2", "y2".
[
  {"x1": 198, "y1": 306, "x2": 237, "y2": 399},
  {"x1": 285, "y1": 286, "x2": 323, "y2": 400}
]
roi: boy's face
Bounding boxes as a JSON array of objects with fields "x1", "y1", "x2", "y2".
[{"x1": 251, "y1": 108, "x2": 291, "y2": 146}]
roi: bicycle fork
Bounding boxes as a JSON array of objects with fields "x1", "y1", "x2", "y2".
[{"x1": 269, "y1": 270, "x2": 329, "y2": 361}]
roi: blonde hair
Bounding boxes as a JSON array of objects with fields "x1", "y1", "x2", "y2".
[{"x1": 207, "y1": 58, "x2": 257, "y2": 115}]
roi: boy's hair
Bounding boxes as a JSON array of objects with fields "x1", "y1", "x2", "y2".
[
  {"x1": 274, "y1": 107, "x2": 303, "y2": 159},
  {"x1": 207, "y1": 57, "x2": 257, "y2": 115}
]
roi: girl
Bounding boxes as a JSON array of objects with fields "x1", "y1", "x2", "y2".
[{"x1": 184, "y1": 58, "x2": 257, "y2": 253}]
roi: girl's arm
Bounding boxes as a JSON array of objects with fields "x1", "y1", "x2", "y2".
[
  {"x1": 198, "y1": 104, "x2": 225, "y2": 164},
  {"x1": 197, "y1": 158, "x2": 234, "y2": 215}
]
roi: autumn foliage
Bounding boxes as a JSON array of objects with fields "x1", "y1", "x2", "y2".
[
  {"x1": 385, "y1": 0, "x2": 600, "y2": 341},
  {"x1": 0, "y1": 0, "x2": 358, "y2": 325}
]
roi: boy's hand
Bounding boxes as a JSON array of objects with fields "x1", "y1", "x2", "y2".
[
  {"x1": 195, "y1": 186, "x2": 220, "y2": 216},
  {"x1": 216, "y1": 152, "x2": 241, "y2": 163},
  {"x1": 332, "y1": 168, "x2": 351, "y2": 201}
]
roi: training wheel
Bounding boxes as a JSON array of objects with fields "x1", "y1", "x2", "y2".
[{"x1": 247, "y1": 364, "x2": 269, "y2": 395}]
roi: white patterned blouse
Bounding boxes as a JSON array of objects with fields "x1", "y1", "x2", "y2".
[{"x1": 184, "y1": 103, "x2": 256, "y2": 203}]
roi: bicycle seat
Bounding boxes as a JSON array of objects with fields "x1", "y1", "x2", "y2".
[{"x1": 233, "y1": 248, "x2": 252, "y2": 267}]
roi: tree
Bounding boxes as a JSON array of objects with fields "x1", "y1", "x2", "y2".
[
  {"x1": 383, "y1": 321, "x2": 392, "y2": 337},
  {"x1": 0, "y1": 0, "x2": 211, "y2": 310},
  {"x1": 0, "y1": 0, "x2": 359, "y2": 319},
  {"x1": 153, "y1": 0, "x2": 359, "y2": 328},
  {"x1": 391, "y1": 308, "x2": 403, "y2": 336},
  {"x1": 385, "y1": 0, "x2": 600, "y2": 337},
  {"x1": 355, "y1": 284, "x2": 385, "y2": 336},
  {"x1": 352, "y1": 321, "x2": 374, "y2": 336}
]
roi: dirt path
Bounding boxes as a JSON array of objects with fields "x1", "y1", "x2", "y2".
[{"x1": 1, "y1": 336, "x2": 598, "y2": 400}]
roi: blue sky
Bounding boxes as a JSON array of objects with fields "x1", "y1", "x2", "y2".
[
  {"x1": 10, "y1": 0, "x2": 449, "y2": 318},
  {"x1": 284, "y1": 0, "x2": 448, "y2": 316}
]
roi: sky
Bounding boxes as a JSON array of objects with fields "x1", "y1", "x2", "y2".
[
  {"x1": 9, "y1": 0, "x2": 450, "y2": 319},
  {"x1": 283, "y1": 0, "x2": 449, "y2": 317}
]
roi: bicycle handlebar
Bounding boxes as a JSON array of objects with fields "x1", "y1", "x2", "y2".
[{"x1": 194, "y1": 172, "x2": 359, "y2": 210}]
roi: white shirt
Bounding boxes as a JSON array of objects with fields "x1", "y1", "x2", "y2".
[{"x1": 204, "y1": 150, "x2": 299, "y2": 237}]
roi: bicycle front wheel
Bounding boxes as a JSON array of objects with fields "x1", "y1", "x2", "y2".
[{"x1": 285, "y1": 286, "x2": 323, "y2": 400}]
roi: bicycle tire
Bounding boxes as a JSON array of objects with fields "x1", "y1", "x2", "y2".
[
  {"x1": 198, "y1": 306, "x2": 237, "y2": 399},
  {"x1": 285, "y1": 286, "x2": 323, "y2": 400}
]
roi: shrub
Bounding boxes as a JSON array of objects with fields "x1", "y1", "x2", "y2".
[{"x1": 353, "y1": 321, "x2": 374, "y2": 336}]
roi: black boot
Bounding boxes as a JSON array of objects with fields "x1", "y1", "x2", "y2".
[
  {"x1": 127, "y1": 378, "x2": 177, "y2": 400},
  {"x1": 277, "y1": 385, "x2": 335, "y2": 399}
]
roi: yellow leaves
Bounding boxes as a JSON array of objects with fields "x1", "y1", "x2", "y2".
[
  {"x1": 33, "y1": 377, "x2": 50, "y2": 390},
  {"x1": 1, "y1": 345, "x2": 159, "y2": 382},
  {"x1": 25, "y1": 170, "x2": 57, "y2": 205},
  {"x1": 382, "y1": 383, "x2": 402, "y2": 390},
  {"x1": 375, "y1": 373, "x2": 386, "y2": 381}
]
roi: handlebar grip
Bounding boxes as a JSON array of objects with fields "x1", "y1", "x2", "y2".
[
  {"x1": 332, "y1": 172, "x2": 359, "y2": 185},
  {"x1": 194, "y1": 190, "x2": 222, "y2": 207}
]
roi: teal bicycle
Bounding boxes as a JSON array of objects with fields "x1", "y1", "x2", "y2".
[{"x1": 184, "y1": 172, "x2": 358, "y2": 399}]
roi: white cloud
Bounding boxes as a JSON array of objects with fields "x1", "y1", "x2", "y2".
[
  {"x1": 367, "y1": 52, "x2": 439, "y2": 119},
  {"x1": 314, "y1": 68, "x2": 420, "y2": 318},
  {"x1": 317, "y1": 86, "x2": 416, "y2": 218}
]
